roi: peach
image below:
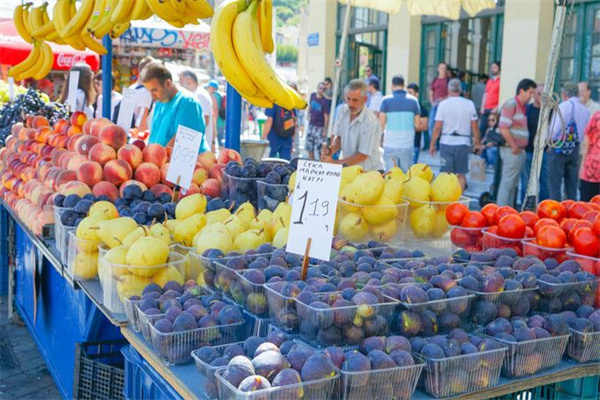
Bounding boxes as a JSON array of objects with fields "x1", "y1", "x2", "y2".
[
  {"x1": 82, "y1": 118, "x2": 95, "y2": 135},
  {"x1": 55, "y1": 170, "x2": 77, "y2": 190},
  {"x1": 192, "y1": 163, "x2": 208, "y2": 185},
  {"x1": 60, "y1": 123, "x2": 70, "y2": 136},
  {"x1": 88, "y1": 143, "x2": 117, "y2": 166},
  {"x1": 142, "y1": 144, "x2": 168, "y2": 167},
  {"x1": 40, "y1": 145, "x2": 53, "y2": 158},
  {"x1": 67, "y1": 133, "x2": 84, "y2": 151},
  {"x1": 98, "y1": 124, "x2": 127, "y2": 150},
  {"x1": 11, "y1": 122, "x2": 24, "y2": 136},
  {"x1": 149, "y1": 183, "x2": 173, "y2": 197},
  {"x1": 119, "y1": 180, "x2": 148, "y2": 197},
  {"x1": 32, "y1": 116, "x2": 50, "y2": 128},
  {"x1": 55, "y1": 135, "x2": 68, "y2": 149},
  {"x1": 103, "y1": 159, "x2": 132, "y2": 187},
  {"x1": 92, "y1": 181, "x2": 119, "y2": 201},
  {"x1": 38, "y1": 163, "x2": 53, "y2": 181},
  {"x1": 53, "y1": 119, "x2": 68, "y2": 134},
  {"x1": 181, "y1": 182, "x2": 201, "y2": 198},
  {"x1": 76, "y1": 134, "x2": 100, "y2": 156},
  {"x1": 67, "y1": 154, "x2": 88, "y2": 172},
  {"x1": 60, "y1": 180, "x2": 92, "y2": 196},
  {"x1": 90, "y1": 118, "x2": 111, "y2": 137},
  {"x1": 77, "y1": 161, "x2": 103, "y2": 187},
  {"x1": 209, "y1": 163, "x2": 225, "y2": 181},
  {"x1": 70, "y1": 111, "x2": 87, "y2": 127},
  {"x1": 198, "y1": 151, "x2": 217, "y2": 170},
  {"x1": 200, "y1": 178, "x2": 221, "y2": 198},
  {"x1": 132, "y1": 139, "x2": 146, "y2": 151},
  {"x1": 217, "y1": 149, "x2": 241, "y2": 165},
  {"x1": 117, "y1": 144, "x2": 143, "y2": 170},
  {"x1": 134, "y1": 162, "x2": 161, "y2": 188},
  {"x1": 159, "y1": 163, "x2": 174, "y2": 188},
  {"x1": 67, "y1": 125, "x2": 83, "y2": 137}
]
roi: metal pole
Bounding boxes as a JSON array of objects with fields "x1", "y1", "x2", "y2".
[
  {"x1": 523, "y1": 1, "x2": 569, "y2": 210},
  {"x1": 326, "y1": 0, "x2": 353, "y2": 140},
  {"x1": 225, "y1": 83, "x2": 242, "y2": 151},
  {"x1": 101, "y1": 36, "x2": 112, "y2": 119}
]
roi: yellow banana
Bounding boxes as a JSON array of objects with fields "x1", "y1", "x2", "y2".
[
  {"x1": 286, "y1": 83, "x2": 307, "y2": 109},
  {"x1": 91, "y1": 0, "x2": 118, "y2": 38},
  {"x1": 110, "y1": 22, "x2": 131, "y2": 39},
  {"x1": 246, "y1": 94, "x2": 274, "y2": 109},
  {"x1": 259, "y1": 0, "x2": 274, "y2": 54},
  {"x1": 166, "y1": 0, "x2": 186, "y2": 14},
  {"x1": 85, "y1": 0, "x2": 107, "y2": 31},
  {"x1": 15, "y1": 4, "x2": 33, "y2": 43},
  {"x1": 52, "y1": 0, "x2": 70, "y2": 36},
  {"x1": 28, "y1": 4, "x2": 45, "y2": 34},
  {"x1": 184, "y1": 0, "x2": 213, "y2": 18},
  {"x1": 146, "y1": 0, "x2": 183, "y2": 26},
  {"x1": 31, "y1": 4, "x2": 56, "y2": 39},
  {"x1": 138, "y1": 4, "x2": 154, "y2": 20},
  {"x1": 8, "y1": 43, "x2": 40, "y2": 78},
  {"x1": 81, "y1": 32, "x2": 107, "y2": 54},
  {"x1": 33, "y1": 42, "x2": 54, "y2": 80},
  {"x1": 233, "y1": 0, "x2": 295, "y2": 109},
  {"x1": 110, "y1": 0, "x2": 134, "y2": 24},
  {"x1": 131, "y1": 0, "x2": 151, "y2": 20},
  {"x1": 211, "y1": 0, "x2": 261, "y2": 98},
  {"x1": 61, "y1": 0, "x2": 95, "y2": 38},
  {"x1": 58, "y1": 1, "x2": 87, "y2": 50}
]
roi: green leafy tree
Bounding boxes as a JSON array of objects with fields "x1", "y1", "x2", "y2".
[
  {"x1": 273, "y1": 0, "x2": 308, "y2": 26},
  {"x1": 277, "y1": 44, "x2": 298, "y2": 64}
]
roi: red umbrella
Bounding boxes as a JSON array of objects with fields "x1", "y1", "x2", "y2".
[{"x1": 0, "y1": 20, "x2": 100, "y2": 71}]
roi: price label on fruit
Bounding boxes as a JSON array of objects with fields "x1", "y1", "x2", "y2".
[
  {"x1": 116, "y1": 88, "x2": 136, "y2": 131},
  {"x1": 287, "y1": 160, "x2": 342, "y2": 261},
  {"x1": 166, "y1": 125, "x2": 203, "y2": 190},
  {"x1": 8, "y1": 78, "x2": 15, "y2": 101},
  {"x1": 66, "y1": 71, "x2": 80, "y2": 112}
]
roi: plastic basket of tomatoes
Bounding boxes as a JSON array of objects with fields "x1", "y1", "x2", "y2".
[{"x1": 445, "y1": 204, "x2": 488, "y2": 253}]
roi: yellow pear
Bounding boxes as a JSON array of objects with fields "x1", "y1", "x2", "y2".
[
  {"x1": 202, "y1": 222, "x2": 230, "y2": 236},
  {"x1": 123, "y1": 226, "x2": 149, "y2": 247},
  {"x1": 257, "y1": 209, "x2": 274, "y2": 225},
  {"x1": 272, "y1": 226, "x2": 289, "y2": 248},
  {"x1": 248, "y1": 217, "x2": 269, "y2": 237},
  {"x1": 97, "y1": 217, "x2": 138, "y2": 248},
  {"x1": 104, "y1": 245, "x2": 129, "y2": 278},
  {"x1": 362, "y1": 197, "x2": 399, "y2": 225},
  {"x1": 409, "y1": 163, "x2": 434, "y2": 182},
  {"x1": 339, "y1": 184, "x2": 360, "y2": 213},
  {"x1": 205, "y1": 208, "x2": 231, "y2": 225},
  {"x1": 432, "y1": 209, "x2": 449, "y2": 238},
  {"x1": 174, "y1": 214, "x2": 207, "y2": 246},
  {"x1": 224, "y1": 215, "x2": 245, "y2": 238},
  {"x1": 73, "y1": 251, "x2": 98, "y2": 280},
  {"x1": 403, "y1": 176, "x2": 432, "y2": 208},
  {"x1": 383, "y1": 179, "x2": 405, "y2": 204},
  {"x1": 288, "y1": 171, "x2": 297, "y2": 193},
  {"x1": 152, "y1": 265, "x2": 184, "y2": 287},
  {"x1": 116, "y1": 273, "x2": 150, "y2": 302},
  {"x1": 267, "y1": 216, "x2": 288, "y2": 240},
  {"x1": 385, "y1": 166, "x2": 406, "y2": 182},
  {"x1": 196, "y1": 230, "x2": 233, "y2": 255},
  {"x1": 431, "y1": 172, "x2": 462, "y2": 202},
  {"x1": 234, "y1": 202, "x2": 256, "y2": 228},
  {"x1": 370, "y1": 220, "x2": 398, "y2": 241},
  {"x1": 76, "y1": 212, "x2": 109, "y2": 241},
  {"x1": 126, "y1": 236, "x2": 169, "y2": 268},
  {"x1": 410, "y1": 205, "x2": 436, "y2": 238},
  {"x1": 272, "y1": 202, "x2": 292, "y2": 225},
  {"x1": 150, "y1": 223, "x2": 171, "y2": 246},
  {"x1": 175, "y1": 193, "x2": 207, "y2": 220},
  {"x1": 164, "y1": 219, "x2": 181, "y2": 235},
  {"x1": 339, "y1": 212, "x2": 369, "y2": 242},
  {"x1": 89, "y1": 201, "x2": 118, "y2": 219},
  {"x1": 352, "y1": 171, "x2": 385, "y2": 205},
  {"x1": 233, "y1": 229, "x2": 268, "y2": 252},
  {"x1": 342, "y1": 165, "x2": 364, "y2": 182}
]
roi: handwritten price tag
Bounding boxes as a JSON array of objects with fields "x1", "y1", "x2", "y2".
[
  {"x1": 166, "y1": 125, "x2": 203, "y2": 190},
  {"x1": 66, "y1": 71, "x2": 80, "y2": 112},
  {"x1": 116, "y1": 88, "x2": 136, "y2": 130},
  {"x1": 8, "y1": 78, "x2": 15, "y2": 101},
  {"x1": 287, "y1": 160, "x2": 342, "y2": 261}
]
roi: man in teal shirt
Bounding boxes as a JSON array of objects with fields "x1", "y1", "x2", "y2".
[{"x1": 141, "y1": 61, "x2": 208, "y2": 151}]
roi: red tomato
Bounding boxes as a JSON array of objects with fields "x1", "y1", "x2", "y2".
[
  {"x1": 559, "y1": 218, "x2": 579, "y2": 237},
  {"x1": 493, "y1": 206, "x2": 518, "y2": 225},
  {"x1": 593, "y1": 214, "x2": 600, "y2": 236},
  {"x1": 568, "y1": 202, "x2": 592, "y2": 220},
  {"x1": 450, "y1": 228, "x2": 476, "y2": 248},
  {"x1": 462, "y1": 211, "x2": 487, "y2": 228},
  {"x1": 534, "y1": 218, "x2": 560, "y2": 235},
  {"x1": 481, "y1": 204, "x2": 499, "y2": 226},
  {"x1": 571, "y1": 227, "x2": 600, "y2": 257},
  {"x1": 497, "y1": 214, "x2": 527, "y2": 239},
  {"x1": 568, "y1": 220, "x2": 594, "y2": 244},
  {"x1": 561, "y1": 199, "x2": 575, "y2": 211},
  {"x1": 446, "y1": 203, "x2": 469, "y2": 226},
  {"x1": 583, "y1": 210, "x2": 600, "y2": 223},
  {"x1": 591, "y1": 195, "x2": 600, "y2": 205},
  {"x1": 525, "y1": 226, "x2": 535, "y2": 238},
  {"x1": 589, "y1": 203, "x2": 600, "y2": 211},
  {"x1": 537, "y1": 200, "x2": 567, "y2": 222},
  {"x1": 520, "y1": 211, "x2": 539, "y2": 229},
  {"x1": 536, "y1": 225, "x2": 567, "y2": 248}
]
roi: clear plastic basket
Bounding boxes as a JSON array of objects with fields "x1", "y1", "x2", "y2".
[
  {"x1": 450, "y1": 225, "x2": 484, "y2": 253},
  {"x1": 566, "y1": 251, "x2": 600, "y2": 307},
  {"x1": 224, "y1": 172, "x2": 262, "y2": 210},
  {"x1": 264, "y1": 282, "x2": 301, "y2": 333},
  {"x1": 214, "y1": 262, "x2": 270, "y2": 317},
  {"x1": 215, "y1": 367, "x2": 339, "y2": 400},
  {"x1": 67, "y1": 230, "x2": 101, "y2": 281},
  {"x1": 522, "y1": 241, "x2": 571, "y2": 262},
  {"x1": 257, "y1": 180, "x2": 289, "y2": 212},
  {"x1": 469, "y1": 287, "x2": 538, "y2": 325},
  {"x1": 537, "y1": 277, "x2": 599, "y2": 305},
  {"x1": 191, "y1": 341, "x2": 244, "y2": 400},
  {"x1": 481, "y1": 228, "x2": 533, "y2": 257},
  {"x1": 398, "y1": 294, "x2": 475, "y2": 336},
  {"x1": 54, "y1": 205, "x2": 74, "y2": 264},
  {"x1": 137, "y1": 307, "x2": 165, "y2": 343},
  {"x1": 414, "y1": 345, "x2": 506, "y2": 398},
  {"x1": 336, "y1": 199, "x2": 409, "y2": 245},
  {"x1": 123, "y1": 297, "x2": 141, "y2": 332},
  {"x1": 567, "y1": 328, "x2": 600, "y2": 363},
  {"x1": 170, "y1": 243, "x2": 203, "y2": 282},
  {"x1": 403, "y1": 196, "x2": 471, "y2": 242}
]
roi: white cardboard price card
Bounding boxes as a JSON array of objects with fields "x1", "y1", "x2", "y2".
[
  {"x1": 166, "y1": 125, "x2": 203, "y2": 190},
  {"x1": 116, "y1": 88, "x2": 136, "y2": 130},
  {"x1": 66, "y1": 71, "x2": 80, "y2": 111},
  {"x1": 8, "y1": 78, "x2": 15, "y2": 101},
  {"x1": 287, "y1": 160, "x2": 343, "y2": 261}
]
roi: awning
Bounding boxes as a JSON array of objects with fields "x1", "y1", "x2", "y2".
[
  {"x1": 338, "y1": 0, "x2": 496, "y2": 20},
  {"x1": 0, "y1": 20, "x2": 100, "y2": 71}
]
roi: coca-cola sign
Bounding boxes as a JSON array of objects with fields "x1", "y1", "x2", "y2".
[{"x1": 56, "y1": 53, "x2": 87, "y2": 68}]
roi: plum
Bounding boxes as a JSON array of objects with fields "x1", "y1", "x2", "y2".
[
  {"x1": 576, "y1": 304, "x2": 596, "y2": 319},
  {"x1": 448, "y1": 328, "x2": 469, "y2": 344},
  {"x1": 362, "y1": 315, "x2": 388, "y2": 337},
  {"x1": 482, "y1": 272, "x2": 505, "y2": 293},
  {"x1": 237, "y1": 375, "x2": 271, "y2": 398},
  {"x1": 286, "y1": 345, "x2": 315, "y2": 372},
  {"x1": 271, "y1": 369, "x2": 302, "y2": 399},
  {"x1": 210, "y1": 356, "x2": 229, "y2": 367},
  {"x1": 351, "y1": 292, "x2": 379, "y2": 319},
  {"x1": 154, "y1": 318, "x2": 172, "y2": 333},
  {"x1": 359, "y1": 336, "x2": 385, "y2": 354},
  {"x1": 477, "y1": 338, "x2": 503, "y2": 352},
  {"x1": 389, "y1": 349, "x2": 415, "y2": 367},
  {"x1": 515, "y1": 272, "x2": 537, "y2": 289},
  {"x1": 367, "y1": 349, "x2": 396, "y2": 370},
  {"x1": 186, "y1": 305, "x2": 208, "y2": 321},
  {"x1": 343, "y1": 325, "x2": 364, "y2": 345},
  {"x1": 301, "y1": 353, "x2": 336, "y2": 383},
  {"x1": 162, "y1": 298, "x2": 183, "y2": 312},
  {"x1": 324, "y1": 346, "x2": 345, "y2": 369},
  {"x1": 557, "y1": 260, "x2": 580, "y2": 273},
  {"x1": 217, "y1": 305, "x2": 243, "y2": 325},
  {"x1": 300, "y1": 320, "x2": 318, "y2": 342},
  {"x1": 331, "y1": 299, "x2": 355, "y2": 326},
  {"x1": 252, "y1": 350, "x2": 290, "y2": 381},
  {"x1": 442, "y1": 339, "x2": 462, "y2": 357},
  {"x1": 459, "y1": 276, "x2": 480, "y2": 292},
  {"x1": 163, "y1": 280, "x2": 183, "y2": 294},
  {"x1": 569, "y1": 318, "x2": 595, "y2": 333},
  {"x1": 511, "y1": 299, "x2": 531, "y2": 317},
  {"x1": 243, "y1": 336, "x2": 266, "y2": 358},
  {"x1": 410, "y1": 337, "x2": 428, "y2": 353},
  {"x1": 485, "y1": 318, "x2": 513, "y2": 336},
  {"x1": 223, "y1": 344, "x2": 245, "y2": 360},
  {"x1": 544, "y1": 314, "x2": 569, "y2": 336},
  {"x1": 540, "y1": 297, "x2": 563, "y2": 314},
  {"x1": 224, "y1": 356, "x2": 255, "y2": 388},
  {"x1": 165, "y1": 307, "x2": 183, "y2": 323},
  {"x1": 420, "y1": 343, "x2": 445, "y2": 359},
  {"x1": 139, "y1": 298, "x2": 159, "y2": 312},
  {"x1": 420, "y1": 310, "x2": 440, "y2": 336},
  {"x1": 527, "y1": 315, "x2": 546, "y2": 329},
  {"x1": 439, "y1": 312, "x2": 461, "y2": 331},
  {"x1": 144, "y1": 308, "x2": 162, "y2": 316},
  {"x1": 385, "y1": 336, "x2": 411, "y2": 354},
  {"x1": 342, "y1": 352, "x2": 371, "y2": 387},
  {"x1": 397, "y1": 310, "x2": 423, "y2": 337},
  {"x1": 399, "y1": 285, "x2": 428, "y2": 304},
  {"x1": 279, "y1": 341, "x2": 295, "y2": 356},
  {"x1": 317, "y1": 326, "x2": 343, "y2": 346},
  {"x1": 172, "y1": 312, "x2": 196, "y2": 332},
  {"x1": 195, "y1": 346, "x2": 219, "y2": 364},
  {"x1": 254, "y1": 342, "x2": 279, "y2": 357},
  {"x1": 473, "y1": 300, "x2": 498, "y2": 325},
  {"x1": 497, "y1": 304, "x2": 512, "y2": 319},
  {"x1": 183, "y1": 298, "x2": 202, "y2": 310},
  {"x1": 559, "y1": 292, "x2": 581, "y2": 312}
]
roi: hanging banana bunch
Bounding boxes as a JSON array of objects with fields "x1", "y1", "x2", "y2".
[
  {"x1": 146, "y1": 0, "x2": 214, "y2": 28},
  {"x1": 211, "y1": 0, "x2": 306, "y2": 110}
]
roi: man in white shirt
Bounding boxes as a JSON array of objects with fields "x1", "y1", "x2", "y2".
[
  {"x1": 578, "y1": 81, "x2": 600, "y2": 117},
  {"x1": 179, "y1": 70, "x2": 215, "y2": 152},
  {"x1": 431, "y1": 79, "x2": 482, "y2": 190},
  {"x1": 93, "y1": 71, "x2": 122, "y2": 119},
  {"x1": 129, "y1": 56, "x2": 156, "y2": 131}
]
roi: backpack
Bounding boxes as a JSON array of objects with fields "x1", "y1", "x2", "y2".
[
  {"x1": 273, "y1": 107, "x2": 296, "y2": 138},
  {"x1": 555, "y1": 101, "x2": 579, "y2": 156}
]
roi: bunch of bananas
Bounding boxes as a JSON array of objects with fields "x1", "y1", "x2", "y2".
[
  {"x1": 211, "y1": 0, "x2": 305, "y2": 110},
  {"x1": 146, "y1": 0, "x2": 213, "y2": 28}
]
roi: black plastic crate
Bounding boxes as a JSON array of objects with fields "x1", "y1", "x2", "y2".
[{"x1": 73, "y1": 339, "x2": 128, "y2": 400}]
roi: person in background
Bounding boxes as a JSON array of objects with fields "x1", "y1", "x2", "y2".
[
  {"x1": 479, "y1": 61, "x2": 501, "y2": 136},
  {"x1": 578, "y1": 82, "x2": 600, "y2": 116},
  {"x1": 472, "y1": 74, "x2": 488, "y2": 117},
  {"x1": 93, "y1": 71, "x2": 122, "y2": 120},
  {"x1": 323, "y1": 77, "x2": 333, "y2": 100},
  {"x1": 379, "y1": 75, "x2": 421, "y2": 172},
  {"x1": 59, "y1": 63, "x2": 96, "y2": 118},
  {"x1": 129, "y1": 56, "x2": 156, "y2": 132},
  {"x1": 262, "y1": 104, "x2": 296, "y2": 160},
  {"x1": 407, "y1": 83, "x2": 429, "y2": 164},
  {"x1": 367, "y1": 78, "x2": 384, "y2": 116},
  {"x1": 306, "y1": 82, "x2": 331, "y2": 160},
  {"x1": 457, "y1": 71, "x2": 469, "y2": 98},
  {"x1": 480, "y1": 112, "x2": 499, "y2": 169},
  {"x1": 289, "y1": 82, "x2": 302, "y2": 157},
  {"x1": 37, "y1": 78, "x2": 55, "y2": 100},
  {"x1": 321, "y1": 79, "x2": 384, "y2": 170},
  {"x1": 364, "y1": 65, "x2": 378, "y2": 85},
  {"x1": 428, "y1": 62, "x2": 450, "y2": 148},
  {"x1": 179, "y1": 70, "x2": 215, "y2": 152},
  {"x1": 430, "y1": 79, "x2": 481, "y2": 191},
  {"x1": 141, "y1": 62, "x2": 207, "y2": 151},
  {"x1": 520, "y1": 84, "x2": 549, "y2": 205},
  {"x1": 206, "y1": 79, "x2": 225, "y2": 147},
  {"x1": 548, "y1": 81, "x2": 590, "y2": 201},
  {"x1": 580, "y1": 111, "x2": 600, "y2": 201},
  {"x1": 496, "y1": 78, "x2": 537, "y2": 207}
]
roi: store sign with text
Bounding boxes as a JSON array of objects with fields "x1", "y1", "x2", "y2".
[{"x1": 117, "y1": 27, "x2": 210, "y2": 51}]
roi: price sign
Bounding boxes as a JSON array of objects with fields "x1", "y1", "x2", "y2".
[
  {"x1": 8, "y1": 77, "x2": 15, "y2": 101},
  {"x1": 116, "y1": 88, "x2": 136, "y2": 131},
  {"x1": 66, "y1": 71, "x2": 80, "y2": 111},
  {"x1": 166, "y1": 125, "x2": 203, "y2": 190},
  {"x1": 287, "y1": 160, "x2": 342, "y2": 261}
]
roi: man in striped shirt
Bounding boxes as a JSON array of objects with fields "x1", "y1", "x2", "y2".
[{"x1": 497, "y1": 79, "x2": 537, "y2": 207}]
